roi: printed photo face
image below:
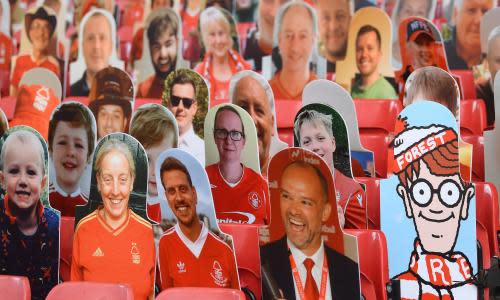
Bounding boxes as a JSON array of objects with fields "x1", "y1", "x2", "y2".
[
  {"x1": 168, "y1": 83, "x2": 198, "y2": 135},
  {"x1": 202, "y1": 19, "x2": 232, "y2": 58},
  {"x1": 161, "y1": 168, "x2": 198, "y2": 227},
  {"x1": 317, "y1": 0, "x2": 350, "y2": 60},
  {"x1": 29, "y1": 19, "x2": 51, "y2": 51},
  {"x1": 82, "y1": 14, "x2": 113, "y2": 75},
  {"x1": 97, "y1": 104, "x2": 127, "y2": 138},
  {"x1": 298, "y1": 119, "x2": 336, "y2": 171},
  {"x1": 213, "y1": 109, "x2": 246, "y2": 164},
  {"x1": 355, "y1": 30, "x2": 382, "y2": 77},
  {"x1": 395, "y1": 0, "x2": 432, "y2": 26},
  {"x1": 150, "y1": 27, "x2": 178, "y2": 75}
]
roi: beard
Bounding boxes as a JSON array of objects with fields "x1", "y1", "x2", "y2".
[
  {"x1": 326, "y1": 41, "x2": 347, "y2": 60},
  {"x1": 154, "y1": 60, "x2": 177, "y2": 79}
]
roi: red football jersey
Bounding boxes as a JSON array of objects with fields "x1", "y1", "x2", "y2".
[
  {"x1": 206, "y1": 164, "x2": 270, "y2": 225},
  {"x1": 334, "y1": 168, "x2": 367, "y2": 229},
  {"x1": 11, "y1": 54, "x2": 60, "y2": 89},
  {"x1": 71, "y1": 209, "x2": 156, "y2": 300},
  {"x1": 49, "y1": 183, "x2": 87, "y2": 217},
  {"x1": 158, "y1": 224, "x2": 240, "y2": 290}
]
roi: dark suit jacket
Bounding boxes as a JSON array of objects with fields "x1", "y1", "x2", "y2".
[{"x1": 260, "y1": 236, "x2": 361, "y2": 300}]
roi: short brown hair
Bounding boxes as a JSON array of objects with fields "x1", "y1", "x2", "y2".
[
  {"x1": 48, "y1": 102, "x2": 95, "y2": 161},
  {"x1": 130, "y1": 104, "x2": 177, "y2": 149},
  {"x1": 404, "y1": 67, "x2": 459, "y2": 116},
  {"x1": 160, "y1": 156, "x2": 192, "y2": 188}
]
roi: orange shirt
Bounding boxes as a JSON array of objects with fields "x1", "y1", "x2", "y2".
[
  {"x1": 71, "y1": 208, "x2": 155, "y2": 300},
  {"x1": 206, "y1": 164, "x2": 269, "y2": 225},
  {"x1": 158, "y1": 223, "x2": 240, "y2": 290},
  {"x1": 269, "y1": 72, "x2": 317, "y2": 101},
  {"x1": 11, "y1": 54, "x2": 60, "y2": 89}
]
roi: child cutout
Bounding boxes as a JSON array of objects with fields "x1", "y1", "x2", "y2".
[
  {"x1": 155, "y1": 148, "x2": 240, "y2": 290},
  {"x1": 204, "y1": 104, "x2": 270, "y2": 225},
  {"x1": 381, "y1": 101, "x2": 477, "y2": 299},
  {"x1": 261, "y1": 147, "x2": 361, "y2": 299},
  {"x1": 0, "y1": 127, "x2": 60, "y2": 300},
  {"x1": 71, "y1": 133, "x2": 155, "y2": 300},
  {"x1": 48, "y1": 102, "x2": 96, "y2": 217},
  {"x1": 294, "y1": 103, "x2": 367, "y2": 229},
  {"x1": 130, "y1": 103, "x2": 179, "y2": 224}
]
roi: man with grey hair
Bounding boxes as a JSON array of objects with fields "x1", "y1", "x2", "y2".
[
  {"x1": 243, "y1": 0, "x2": 290, "y2": 71},
  {"x1": 476, "y1": 25, "x2": 500, "y2": 127},
  {"x1": 269, "y1": 1, "x2": 318, "y2": 101},
  {"x1": 444, "y1": 0, "x2": 493, "y2": 69},
  {"x1": 230, "y1": 70, "x2": 284, "y2": 177}
]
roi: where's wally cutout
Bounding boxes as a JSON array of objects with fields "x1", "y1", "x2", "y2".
[
  {"x1": 133, "y1": 8, "x2": 189, "y2": 87},
  {"x1": 381, "y1": 101, "x2": 477, "y2": 299},
  {"x1": 335, "y1": 7, "x2": 396, "y2": 94},
  {"x1": 0, "y1": 126, "x2": 60, "y2": 300},
  {"x1": 48, "y1": 102, "x2": 97, "y2": 217},
  {"x1": 302, "y1": 79, "x2": 375, "y2": 177},
  {"x1": 485, "y1": 72, "x2": 500, "y2": 203},
  {"x1": 10, "y1": 68, "x2": 62, "y2": 140},
  {"x1": 154, "y1": 148, "x2": 241, "y2": 289},
  {"x1": 262, "y1": 147, "x2": 361, "y2": 299},
  {"x1": 204, "y1": 104, "x2": 270, "y2": 225},
  {"x1": 294, "y1": 103, "x2": 368, "y2": 229},
  {"x1": 69, "y1": 8, "x2": 123, "y2": 86},
  {"x1": 75, "y1": 133, "x2": 152, "y2": 225},
  {"x1": 129, "y1": 103, "x2": 179, "y2": 225},
  {"x1": 390, "y1": 0, "x2": 436, "y2": 70}
]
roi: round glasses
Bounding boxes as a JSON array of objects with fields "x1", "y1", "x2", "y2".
[{"x1": 408, "y1": 178, "x2": 464, "y2": 208}]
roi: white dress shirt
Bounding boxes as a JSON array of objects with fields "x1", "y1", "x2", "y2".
[
  {"x1": 179, "y1": 127, "x2": 205, "y2": 166},
  {"x1": 288, "y1": 239, "x2": 332, "y2": 300}
]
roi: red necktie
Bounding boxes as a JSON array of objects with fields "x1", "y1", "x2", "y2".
[{"x1": 303, "y1": 258, "x2": 319, "y2": 300}]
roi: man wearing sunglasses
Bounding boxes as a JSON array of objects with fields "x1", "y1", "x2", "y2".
[
  {"x1": 166, "y1": 72, "x2": 205, "y2": 165},
  {"x1": 205, "y1": 105, "x2": 269, "y2": 225},
  {"x1": 393, "y1": 124, "x2": 476, "y2": 299}
]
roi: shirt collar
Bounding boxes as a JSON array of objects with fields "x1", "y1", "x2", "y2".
[
  {"x1": 179, "y1": 127, "x2": 196, "y2": 146},
  {"x1": 287, "y1": 237, "x2": 325, "y2": 266},
  {"x1": 175, "y1": 221, "x2": 209, "y2": 258},
  {"x1": 51, "y1": 180, "x2": 81, "y2": 197}
]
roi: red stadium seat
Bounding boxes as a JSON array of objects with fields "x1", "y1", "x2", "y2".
[
  {"x1": 451, "y1": 70, "x2": 476, "y2": 100},
  {"x1": 134, "y1": 98, "x2": 162, "y2": 110},
  {"x1": 210, "y1": 98, "x2": 230, "y2": 108},
  {"x1": 360, "y1": 131, "x2": 391, "y2": 178},
  {"x1": 460, "y1": 99, "x2": 487, "y2": 136},
  {"x1": 219, "y1": 224, "x2": 261, "y2": 300},
  {"x1": 121, "y1": 3, "x2": 144, "y2": 28},
  {"x1": 118, "y1": 26, "x2": 134, "y2": 62},
  {"x1": 345, "y1": 230, "x2": 389, "y2": 300},
  {"x1": 47, "y1": 282, "x2": 134, "y2": 300},
  {"x1": 275, "y1": 99, "x2": 302, "y2": 146},
  {"x1": 475, "y1": 182, "x2": 499, "y2": 257},
  {"x1": 356, "y1": 177, "x2": 381, "y2": 229},
  {"x1": 156, "y1": 287, "x2": 246, "y2": 299},
  {"x1": 0, "y1": 69, "x2": 10, "y2": 97},
  {"x1": 354, "y1": 99, "x2": 402, "y2": 133},
  {"x1": 59, "y1": 217, "x2": 75, "y2": 282},
  {"x1": 0, "y1": 275, "x2": 31, "y2": 300},
  {"x1": 0, "y1": 95, "x2": 16, "y2": 120},
  {"x1": 462, "y1": 135, "x2": 485, "y2": 181}
]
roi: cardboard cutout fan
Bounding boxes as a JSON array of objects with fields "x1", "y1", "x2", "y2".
[
  {"x1": 380, "y1": 101, "x2": 477, "y2": 299},
  {"x1": 154, "y1": 148, "x2": 241, "y2": 289},
  {"x1": 0, "y1": 125, "x2": 60, "y2": 300},
  {"x1": 302, "y1": 79, "x2": 375, "y2": 177},
  {"x1": 261, "y1": 147, "x2": 361, "y2": 299},
  {"x1": 484, "y1": 71, "x2": 500, "y2": 201}
]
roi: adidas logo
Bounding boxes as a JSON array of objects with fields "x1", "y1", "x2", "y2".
[{"x1": 92, "y1": 247, "x2": 104, "y2": 257}]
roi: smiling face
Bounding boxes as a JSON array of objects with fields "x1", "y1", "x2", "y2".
[
  {"x1": 214, "y1": 109, "x2": 246, "y2": 164},
  {"x1": 233, "y1": 76, "x2": 273, "y2": 170},
  {"x1": 150, "y1": 28, "x2": 177, "y2": 77},
  {"x1": 202, "y1": 19, "x2": 232, "y2": 59},
  {"x1": 407, "y1": 34, "x2": 436, "y2": 69},
  {"x1": 299, "y1": 120, "x2": 336, "y2": 171},
  {"x1": 29, "y1": 18, "x2": 51, "y2": 52},
  {"x1": 0, "y1": 135, "x2": 46, "y2": 213},
  {"x1": 454, "y1": 0, "x2": 492, "y2": 56},
  {"x1": 398, "y1": 160, "x2": 473, "y2": 253},
  {"x1": 51, "y1": 121, "x2": 89, "y2": 193},
  {"x1": 162, "y1": 169, "x2": 198, "y2": 228},
  {"x1": 279, "y1": 163, "x2": 331, "y2": 256},
  {"x1": 356, "y1": 30, "x2": 382, "y2": 77},
  {"x1": 96, "y1": 150, "x2": 134, "y2": 222},
  {"x1": 278, "y1": 5, "x2": 315, "y2": 72},
  {"x1": 97, "y1": 104, "x2": 128, "y2": 139},
  {"x1": 168, "y1": 83, "x2": 197, "y2": 135},
  {"x1": 395, "y1": 0, "x2": 431, "y2": 26},
  {"x1": 82, "y1": 14, "x2": 113, "y2": 76},
  {"x1": 316, "y1": 0, "x2": 350, "y2": 60}
]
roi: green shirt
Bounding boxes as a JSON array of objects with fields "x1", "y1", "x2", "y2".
[{"x1": 351, "y1": 76, "x2": 398, "y2": 99}]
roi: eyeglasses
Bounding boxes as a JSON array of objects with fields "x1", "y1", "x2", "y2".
[
  {"x1": 408, "y1": 178, "x2": 464, "y2": 208},
  {"x1": 171, "y1": 96, "x2": 195, "y2": 109},
  {"x1": 214, "y1": 128, "x2": 245, "y2": 141}
]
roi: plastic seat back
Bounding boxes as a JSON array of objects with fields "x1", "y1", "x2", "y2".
[{"x1": 0, "y1": 275, "x2": 31, "y2": 300}]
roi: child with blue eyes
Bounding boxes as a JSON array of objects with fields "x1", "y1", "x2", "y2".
[
  {"x1": 48, "y1": 103, "x2": 95, "y2": 217},
  {"x1": 0, "y1": 128, "x2": 59, "y2": 300}
]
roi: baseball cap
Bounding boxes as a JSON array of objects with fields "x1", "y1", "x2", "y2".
[
  {"x1": 10, "y1": 84, "x2": 61, "y2": 140},
  {"x1": 406, "y1": 19, "x2": 434, "y2": 42}
]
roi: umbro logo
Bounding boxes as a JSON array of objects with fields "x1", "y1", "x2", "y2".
[{"x1": 92, "y1": 247, "x2": 104, "y2": 257}]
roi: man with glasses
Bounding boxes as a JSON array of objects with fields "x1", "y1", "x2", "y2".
[
  {"x1": 393, "y1": 124, "x2": 475, "y2": 299},
  {"x1": 166, "y1": 72, "x2": 204, "y2": 165},
  {"x1": 205, "y1": 105, "x2": 269, "y2": 225}
]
